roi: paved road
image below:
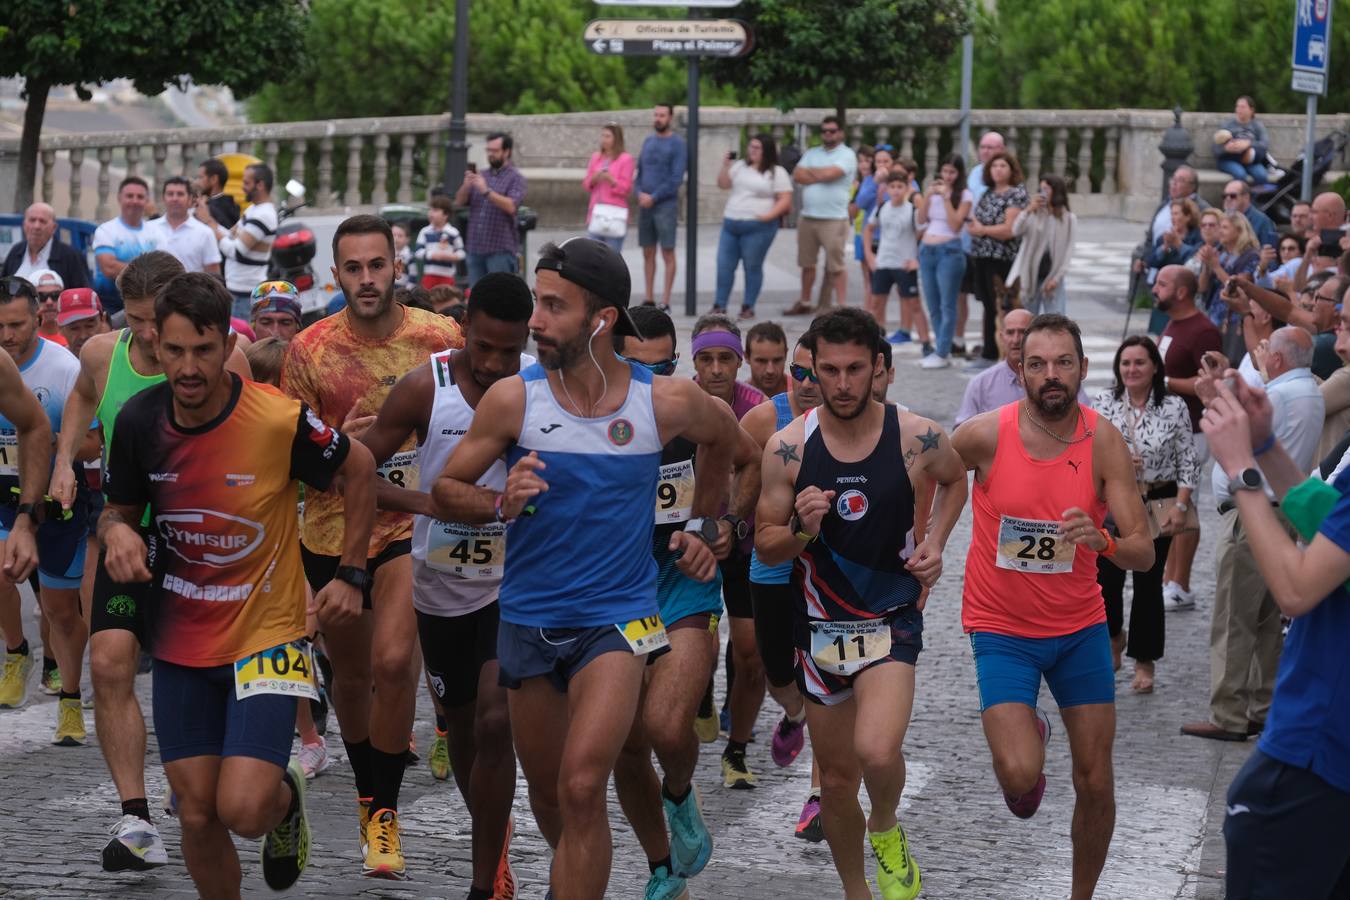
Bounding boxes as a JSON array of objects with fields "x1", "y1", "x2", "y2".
[{"x1": 0, "y1": 285, "x2": 1252, "y2": 899}]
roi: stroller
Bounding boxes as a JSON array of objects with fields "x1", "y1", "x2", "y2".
[{"x1": 1254, "y1": 129, "x2": 1348, "y2": 225}]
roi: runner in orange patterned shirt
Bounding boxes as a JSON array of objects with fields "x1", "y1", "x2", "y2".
[{"x1": 281, "y1": 215, "x2": 463, "y2": 880}]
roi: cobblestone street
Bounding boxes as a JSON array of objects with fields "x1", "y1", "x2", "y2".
[{"x1": 0, "y1": 280, "x2": 1250, "y2": 899}]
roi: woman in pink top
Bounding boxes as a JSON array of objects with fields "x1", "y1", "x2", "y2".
[{"x1": 582, "y1": 123, "x2": 636, "y2": 252}]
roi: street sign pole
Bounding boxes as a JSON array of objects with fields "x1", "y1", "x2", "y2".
[
  {"x1": 1303, "y1": 93, "x2": 1317, "y2": 202},
  {"x1": 1291, "y1": 0, "x2": 1332, "y2": 201},
  {"x1": 686, "y1": 53, "x2": 700, "y2": 316},
  {"x1": 442, "y1": 0, "x2": 470, "y2": 194}
]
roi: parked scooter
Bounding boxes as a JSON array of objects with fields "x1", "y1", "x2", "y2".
[{"x1": 268, "y1": 180, "x2": 325, "y2": 322}]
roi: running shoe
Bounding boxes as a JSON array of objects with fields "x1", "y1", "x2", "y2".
[
  {"x1": 643, "y1": 862, "x2": 690, "y2": 900},
  {"x1": 40, "y1": 664, "x2": 61, "y2": 695},
  {"x1": 261, "y1": 760, "x2": 310, "y2": 890},
  {"x1": 887, "y1": 329, "x2": 913, "y2": 344},
  {"x1": 102, "y1": 814, "x2": 168, "y2": 871},
  {"x1": 494, "y1": 814, "x2": 516, "y2": 899},
  {"x1": 52, "y1": 696, "x2": 86, "y2": 746},
  {"x1": 869, "y1": 823, "x2": 921, "y2": 900},
  {"x1": 296, "y1": 739, "x2": 330, "y2": 779},
  {"x1": 0, "y1": 650, "x2": 33, "y2": 708},
  {"x1": 794, "y1": 794, "x2": 824, "y2": 842},
  {"x1": 918, "y1": 354, "x2": 950, "y2": 370},
  {"x1": 429, "y1": 728, "x2": 452, "y2": 781},
  {"x1": 363, "y1": 808, "x2": 407, "y2": 879},
  {"x1": 358, "y1": 796, "x2": 372, "y2": 857},
  {"x1": 694, "y1": 683, "x2": 717, "y2": 743},
  {"x1": 770, "y1": 714, "x2": 805, "y2": 767},
  {"x1": 663, "y1": 784, "x2": 713, "y2": 877},
  {"x1": 1163, "y1": 582, "x2": 1196, "y2": 612},
  {"x1": 721, "y1": 747, "x2": 757, "y2": 789},
  {"x1": 1004, "y1": 709, "x2": 1051, "y2": 819}
]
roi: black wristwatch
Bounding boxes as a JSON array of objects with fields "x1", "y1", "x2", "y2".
[
  {"x1": 334, "y1": 565, "x2": 371, "y2": 591},
  {"x1": 13, "y1": 502, "x2": 36, "y2": 524},
  {"x1": 684, "y1": 517, "x2": 720, "y2": 545},
  {"x1": 720, "y1": 514, "x2": 749, "y2": 541}
]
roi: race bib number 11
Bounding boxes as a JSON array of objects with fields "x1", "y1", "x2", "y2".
[
  {"x1": 234, "y1": 640, "x2": 319, "y2": 701},
  {"x1": 809, "y1": 618, "x2": 890, "y2": 676},
  {"x1": 995, "y1": 516, "x2": 1076, "y2": 574}
]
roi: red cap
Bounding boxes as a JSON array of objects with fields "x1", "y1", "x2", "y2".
[{"x1": 57, "y1": 288, "x2": 103, "y2": 326}]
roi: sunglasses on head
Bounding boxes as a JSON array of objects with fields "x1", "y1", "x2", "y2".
[
  {"x1": 789, "y1": 363, "x2": 819, "y2": 384},
  {"x1": 1, "y1": 277, "x2": 35, "y2": 303},
  {"x1": 622, "y1": 355, "x2": 678, "y2": 377}
]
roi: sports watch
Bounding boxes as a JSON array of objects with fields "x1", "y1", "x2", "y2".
[
  {"x1": 334, "y1": 565, "x2": 371, "y2": 591},
  {"x1": 720, "y1": 514, "x2": 749, "y2": 541},
  {"x1": 684, "y1": 517, "x2": 720, "y2": 544},
  {"x1": 1232, "y1": 467, "x2": 1264, "y2": 493}
]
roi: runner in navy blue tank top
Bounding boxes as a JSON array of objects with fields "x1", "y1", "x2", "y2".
[{"x1": 756, "y1": 309, "x2": 968, "y2": 900}]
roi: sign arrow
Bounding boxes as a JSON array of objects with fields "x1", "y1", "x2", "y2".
[{"x1": 592, "y1": 39, "x2": 609, "y2": 53}]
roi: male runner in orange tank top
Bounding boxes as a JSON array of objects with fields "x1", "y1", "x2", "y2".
[{"x1": 953, "y1": 314, "x2": 1154, "y2": 900}]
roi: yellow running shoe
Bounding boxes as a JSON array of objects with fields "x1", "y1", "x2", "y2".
[
  {"x1": 429, "y1": 728, "x2": 451, "y2": 781},
  {"x1": 720, "y1": 747, "x2": 758, "y2": 789},
  {"x1": 52, "y1": 697, "x2": 87, "y2": 746},
  {"x1": 869, "y1": 823, "x2": 921, "y2": 900},
  {"x1": 357, "y1": 797, "x2": 372, "y2": 858},
  {"x1": 363, "y1": 808, "x2": 407, "y2": 879},
  {"x1": 0, "y1": 650, "x2": 34, "y2": 708}
]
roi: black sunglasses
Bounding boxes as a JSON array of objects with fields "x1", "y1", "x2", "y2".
[
  {"x1": 1, "y1": 277, "x2": 35, "y2": 302},
  {"x1": 37, "y1": 290, "x2": 61, "y2": 301},
  {"x1": 789, "y1": 363, "x2": 819, "y2": 384},
  {"x1": 1222, "y1": 192, "x2": 1243, "y2": 199}
]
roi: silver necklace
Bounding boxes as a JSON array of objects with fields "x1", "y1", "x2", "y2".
[{"x1": 1023, "y1": 401, "x2": 1094, "y2": 445}]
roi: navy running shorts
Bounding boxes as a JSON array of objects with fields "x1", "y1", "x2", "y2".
[
  {"x1": 497, "y1": 619, "x2": 669, "y2": 692},
  {"x1": 152, "y1": 659, "x2": 297, "y2": 768}
]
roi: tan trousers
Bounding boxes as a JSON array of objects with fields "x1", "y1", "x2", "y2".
[{"x1": 1209, "y1": 508, "x2": 1288, "y2": 732}]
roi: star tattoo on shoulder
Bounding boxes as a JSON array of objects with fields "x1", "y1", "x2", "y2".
[
  {"x1": 773, "y1": 440, "x2": 800, "y2": 465},
  {"x1": 918, "y1": 427, "x2": 941, "y2": 452}
]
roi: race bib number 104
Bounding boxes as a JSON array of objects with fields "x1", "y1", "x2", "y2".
[{"x1": 234, "y1": 640, "x2": 319, "y2": 701}]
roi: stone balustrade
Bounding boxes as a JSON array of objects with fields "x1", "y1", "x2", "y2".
[{"x1": 2, "y1": 107, "x2": 1347, "y2": 226}]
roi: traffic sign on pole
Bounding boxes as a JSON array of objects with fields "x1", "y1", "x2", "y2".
[
  {"x1": 584, "y1": 19, "x2": 752, "y2": 57},
  {"x1": 1291, "y1": 0, "x2": 1332, "y2": 95}
]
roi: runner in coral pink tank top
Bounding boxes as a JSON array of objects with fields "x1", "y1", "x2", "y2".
[{"x1": 953, "y1": 314, "x2": 1155, "y2": 900}]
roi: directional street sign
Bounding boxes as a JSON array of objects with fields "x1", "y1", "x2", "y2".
[
  {"x1": 584, "y1": 19, "x2": 752, "y2": 57},
  {"x1": 1291, "y1": 0, "x2": 1332, "y2": 95}
]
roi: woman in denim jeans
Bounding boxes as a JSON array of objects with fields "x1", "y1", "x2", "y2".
[
  {"x1": 714, "y1": 134, "x2": 793, "y2": 318},
  {"x1": 916, "y1": 153, "x2": 973, "y2": 369}
]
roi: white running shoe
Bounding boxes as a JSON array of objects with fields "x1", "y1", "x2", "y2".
[
  {"x1": 296, "y1": 739, "x2": 331, "y2": 779},
  {"x1": 102, "y1": 814, "x2": 169, "y2": 871},
  {"x1": 1163, "y1": 582, "x2": 1196, "y2": 612},
  {"x1": 919, "y1": 354, "x2": 950, "y2": 369}
]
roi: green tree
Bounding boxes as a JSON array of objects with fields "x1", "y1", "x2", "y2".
[
  {"x1": 0, "y1": 0, "x2": 306, "y2": 210},
  {"x1": 704, "y1": 0, "x2": 971, "y2": 117}
]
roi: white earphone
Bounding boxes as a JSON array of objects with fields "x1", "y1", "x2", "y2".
[{"x1": 591, "y1": 320, "x2": 605, "y2": 339}]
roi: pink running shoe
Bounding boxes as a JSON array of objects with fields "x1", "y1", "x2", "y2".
[
  {"x1": 771, "y1": 714, "x2": 806, "y2": 767},
  {"x1": 1003, "y1": 709, "x2": 1052, "y2": 819}
]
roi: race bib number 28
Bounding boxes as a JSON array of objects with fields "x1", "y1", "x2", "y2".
[
  {"x1": 377, "y1": 450, "x2": 418, "y2": 489},
  {"x1": 995, "y1": 516, "x2": 1076, "y2": 574}
]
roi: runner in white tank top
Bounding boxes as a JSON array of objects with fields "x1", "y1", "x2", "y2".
[{"x1": 356, "y1": 272, "x2": 533, "y2": 900}]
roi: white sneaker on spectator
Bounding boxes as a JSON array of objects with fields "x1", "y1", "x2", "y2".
[
  {"x1": 1163, "y1": 582, "x2": 1196, "y2": 611},
  {"x1": 919, "y1": 354, "x2": 950, "y2": 369},
  {"x1": 296, "y1": 739, "x2": 331, "y2": 779}
]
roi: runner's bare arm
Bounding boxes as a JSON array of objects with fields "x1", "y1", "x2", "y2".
[
  {"x1": 310, "y1": 439, "x2": 376, "y2": 627},
  {"x1": 754, "y1": 420, "x2": 810, "y2": 566},
  {"x1": 74, "y1": 428, "x2": 102, "y2": 463},
  {"x1": 97, "y1": 502, "x2": 150, "y2": 583},
  {"x1": 728, "y1": 424, "x2": 762, "y2": 520},
  {"x1": 432, "y1": 376, "x2": 525, "y2": 525},
  {"x1": 951, "y1": 409, "x2": 999, "y2": 481},
  {"x1": 902, "y1": 417, "x2": 969, "y2": 587},
  {"x1": 739, "y1": 399, "x2": 778, "y2": 449},
  {"x1": 662, "y1": 379, "x2": 739, "y2": 519},
  {"x1": 358, "y1": 364, "x2": 434, "y2": 517},
  {"x1": 0, "y1": 354, "x2": 50, "y2": 582},
  {"x1": 1076, "y1": 419, "x2": 1154, "y2": 571},
  {"x1": 52, "y1": 333, "x2": 114, "y2": 505}
]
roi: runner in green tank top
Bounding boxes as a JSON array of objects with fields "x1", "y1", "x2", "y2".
[{"x1": 96, "y1": 329, "x2": 166, "y2": 456}]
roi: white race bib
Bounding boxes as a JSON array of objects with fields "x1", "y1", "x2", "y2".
[
  {"x1": 425, "y1": 520, "x2": 506, "y2": 578},
  {"x1": 995, "y1": 515, "x2": 1076, "y2": 574},
  {"x1": 377, "y1": 450, "x2": 418, "y2": 490},
  {"x1": 616, "y1": 614, "x2": 670, "y2": 656},
  {"x1": 234, "y1": 640, "x2": 318, "y2": 701},
  {"x1": 808, "y1": 618, "x2": 890, "y2": 676},
  {"x1": 654, "y1": 459, "x2": 694, "y2": 525},
  {"x1": 0, "y1": 432, "x2": 17, "y2": 477}
]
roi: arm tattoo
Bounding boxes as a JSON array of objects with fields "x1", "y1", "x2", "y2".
[
  {"x1": 773, "y1": 440, "x2": 800, "y2": 465},
  {"x1": 96, "y1": 507, "x2": 132, "y2": 543},
  {"x1": 903, "y1": 447, "x2": 917, "y2": 471},
  {"x1": 918, "y1": 427, "x2": 941, "y2": 452}
]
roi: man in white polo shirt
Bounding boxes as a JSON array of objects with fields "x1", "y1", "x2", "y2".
[
  {"x1": 147, "y1": 178, "x2": 220, "y2": 277},
  {"x1": 786, "y1": 116, "x2": 857, "y2": 315}
]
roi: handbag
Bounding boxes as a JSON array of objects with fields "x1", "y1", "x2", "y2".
[
  {"x1": 1124, "y1": 406, "x2": 1199, "y2": 539},
  {"x1": 588, "y1": 202, "x2": 628, "y2": 239}
]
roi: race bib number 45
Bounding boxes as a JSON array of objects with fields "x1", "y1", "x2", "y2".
[
  {"x1": 426, "y1": 520, "x2": 506, "y2": 578},
  {"x1": 234, "y1": 640, "x2": 318, "y2": 701},
  {"x1": 809, "y1": 618, "x2": 890, "y2": 676},
  {"x1": 655, "y1": 459, "x2": 694, "y2": 525},
  {"x1": 995, "y1": 516, "x2": 1076, "y2": 574},
  {"x1": 377, "y1": 450, "x2": 418, "y2": 489}
]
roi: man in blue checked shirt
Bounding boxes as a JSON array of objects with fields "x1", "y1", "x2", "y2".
[{"x1": 455, "y1": 132, "x2": 528, "y2": 287}]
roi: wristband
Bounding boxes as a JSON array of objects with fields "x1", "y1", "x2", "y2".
[
  {"x1": 789, "y1": 513, "x2": 817, "y2": 543},
  {"x1": 1097, "y1": 528, "x2": 1118, "y2": 558},
  {"x1": 494, "y1": 493, "x2": 511, "y2": 524},
  {"x1": 1253, "y1": 435, "x2": 1276, "y2": 457}
]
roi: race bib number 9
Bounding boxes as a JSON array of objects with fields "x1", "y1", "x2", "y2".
[
  {"x1": 995, "y1": 515, "x2": 1076, "y2": 574},
  {"x1": 617, "y1": 614, "x2": 670, "y2": 656},
  {"x1": 809, "y1": 618, "x2": 890, "y2": 676},
  {"x1": 234, "y1": 640, "x2": 318, "y2": 701},
  {"x1": 655, "y1": 459, "x2": 694, "y2": 525},
  {"x1": 426, "y1": 520, "x2": 506, "y2": 578},
  {"x1": 377, "y1": 450, "x2": 419, "y2": 489},
  {"x1": 0, "y1": 431, "x2": 17, "y2": 477}
]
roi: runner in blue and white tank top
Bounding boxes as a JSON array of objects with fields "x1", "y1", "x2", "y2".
[
  {"x1": 755, "y1": 309, "x2": 968, "y2": 900},
  {"x1": 356, "y1": 272, "x2": 532, "y2": 899},
  {"x1": 429, "y1": 238, "x2": 741, "y2": 898}
]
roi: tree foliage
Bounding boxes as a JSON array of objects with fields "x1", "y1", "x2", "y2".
[
  {"x1": 0, "y1": 0, "x2": 306, "y2": 208},
  {"x1": 703, "y1": 0, "x2": 971, "y2": 115}
]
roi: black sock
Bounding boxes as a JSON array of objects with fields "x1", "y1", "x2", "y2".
[
  {"x1": 369, "y1": 746, "x2": 407, "y2": 814},
  {"x1": 282, "y1": 768, "x2": 300, "y2": 817},
  {"x1": 724, "y1": 639, "x2": 735, "y2": 697},
  {"x1": 121, "y1": 798, "x2": 152, "y2": 824},
  {"x1": 342, "y1": 738, "x2": 374, "y2": 799},
  {"x1": 435, "y1": 713, "x2": 448, "y2": 732},
  {"x1": 661, "y1": 780, "x2": 691, "y2": 805},
  {"x1": 725, "y1": 739, "x2": 747, "y2": 757},
  {"x1": 6, "y1": 639, "x2": 28, "y2": 656},
  {"x1": 42, "y1": 655, "x2": 57, "y2": 673},
  {"x1": 59, "y1": 689, "x2": 80, "y2": 701},
  {"x1": 466, "y1": 888, "x2": 493, "y2": 900},
  {"x1": 649, "y1": 855, "x2": 673, "y2": 875}
]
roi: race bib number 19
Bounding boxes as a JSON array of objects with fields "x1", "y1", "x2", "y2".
[
  {"x1": 995, "y1": 516, "x2": 1076, "y2": 574},
  {"x1": 654, "y1": 459, "x2": 694, "y2": 525},
  {"x1": 234, "y1": 640, "x2": 319, "y2": 701}
]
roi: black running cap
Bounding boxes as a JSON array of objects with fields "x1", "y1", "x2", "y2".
[{"x1": 534, "y1": 237, "x2": 644, "y2": 339}]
